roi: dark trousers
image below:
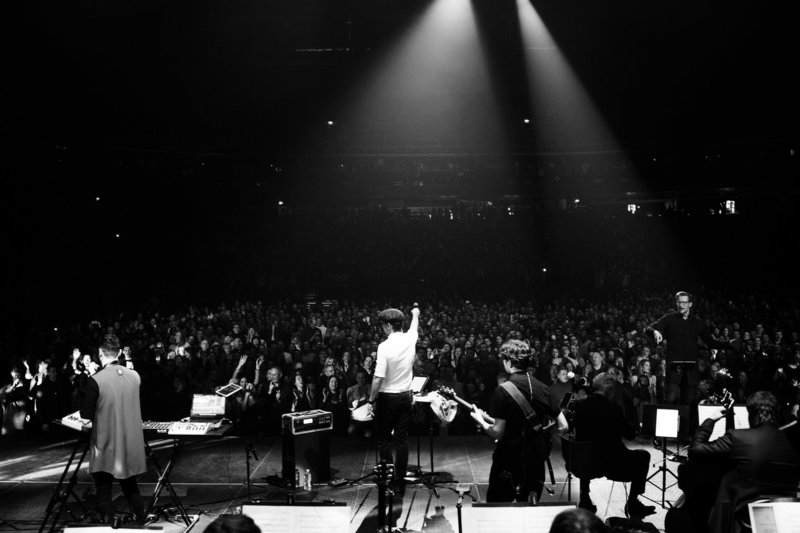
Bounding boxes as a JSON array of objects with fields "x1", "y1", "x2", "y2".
[
  {"x1": 487, "y1": 456, "x2": 546, "y2": 503},
  {"x1": 91, "y1": 471, "x2": 144, "y2": 523},
  {"x1": 375, "y1": 391, "x2": 412, "y2": 482},
  {"x1": 579, "y1": 448, "x2": 650, "y2": 501},
  {"x1": 665, "y1": 363, "x2": 699, "y2": 405}
]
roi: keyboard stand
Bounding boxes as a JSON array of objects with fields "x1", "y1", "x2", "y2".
[
  {"x1": 145, "y1": 438, "x2": 191, "y2": 525},
  {"x1": 39, "y1": 427, "x2": 91, "y2": 533}
]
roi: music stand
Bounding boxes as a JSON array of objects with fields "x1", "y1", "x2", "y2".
[
  {"x1": 410, "y1": 378, "x2": 455, "y2": 497},
  {"x1": 644, "y1": 407, "x2": 680, "y2": 509}
]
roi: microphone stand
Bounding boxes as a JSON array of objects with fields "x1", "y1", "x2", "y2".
[{"x1": 245, "y1": 441, "x2": 258, "y2": 502}]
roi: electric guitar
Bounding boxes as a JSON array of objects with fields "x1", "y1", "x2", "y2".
[
  {"x1": 436, "y1": 386, "x2": 495, "y2": 425},
  {"x1": 437, "y1": 385, "x2": 560, "y2": 440}
]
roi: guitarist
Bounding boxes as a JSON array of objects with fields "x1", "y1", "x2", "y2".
[{"x1": 470, "y1": 339, "x2": 568, "y2": 503}]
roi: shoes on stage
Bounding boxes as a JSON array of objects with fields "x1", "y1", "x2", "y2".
[
  {"x1": 624, "y1": 499, "x2": 656, "y2": 519},
  {"x1": 578, "y1": 495, "x2": 597, "y2": 513}
]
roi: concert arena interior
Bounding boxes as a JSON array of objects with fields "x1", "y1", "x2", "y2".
[{"x1": 3, "y1": 1, "x2": 800, "y2": 533}]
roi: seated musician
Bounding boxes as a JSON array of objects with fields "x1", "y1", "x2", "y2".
[
  {"x1": 688, "y1": 390, "x2": 800, "y2": 533},
  {"x1": 572, "y1": 372, "x2": 656, "y2": 519}
]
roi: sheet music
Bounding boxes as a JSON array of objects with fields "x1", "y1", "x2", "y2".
[
  {"x1": 733, "y1": 405, "x2": 750, "y2": 429},
  {"x1": 655, "y1": 408, "x2": 680, "y2": 439},
  {"x1": 65, "y1": 528, "x2": 163, "y2": 533},
  {"x1": 462, "y1": 505, "x2": 575, "y2": 533},
  {"x1": 697, "y1": 405, "x2": 726, "y2": 441},
  {"x1": 242, "y1": 504, "x2": 348, "y2": 533},
  {"x1": 749, "y1": 502, "x2": 800, "y2": 533}
]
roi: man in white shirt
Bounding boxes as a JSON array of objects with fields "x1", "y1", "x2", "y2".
[{"x1": 368, "y1": 304, "x2": 420, "y2": 494}]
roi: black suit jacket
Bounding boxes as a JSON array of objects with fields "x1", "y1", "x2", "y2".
[
  {"x1": 574, "y1": 392, "x2": 636, "y2": 458},
  {"x1": 689, "y1": 419, "x2": 800, "y2": 509}
]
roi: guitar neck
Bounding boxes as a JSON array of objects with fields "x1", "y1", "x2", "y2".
[{"x1": 446, "y1": 390, "x2": 495, "y2": 424}]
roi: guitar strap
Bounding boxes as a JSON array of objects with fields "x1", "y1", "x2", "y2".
[{"x1": 500, "y1": 381, "x2": 543, "y2": 433}]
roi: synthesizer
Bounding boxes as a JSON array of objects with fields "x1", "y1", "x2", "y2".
[
  {"x1": 167, "y1": 421, "x2": 213, "y2": 435},
  {"x1": 60, "y1": 411, "x2": 92, "y2": 432}
]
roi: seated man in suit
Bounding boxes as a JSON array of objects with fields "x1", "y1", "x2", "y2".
[
  {"x1": 573, "y1": 372, "x2": 655, "y2": 518},
  {"x1": 689, "y1": 390, "x2": 800, "y2": 533}
]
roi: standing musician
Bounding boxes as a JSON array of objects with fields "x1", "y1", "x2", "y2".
[
  {"x1": 80, "y1": 334, "x2": 147, "y2": 524},
  {"x1": 367, "y1": 304, "x2": 420, "y2": 495},
  {"x1": 470, "y1": 339, "x2": 568, "y2": 503}
]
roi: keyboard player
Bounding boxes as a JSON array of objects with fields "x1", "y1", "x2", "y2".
[{"x1": 80, "y1": 333, "x2": 147, "y2": 525}]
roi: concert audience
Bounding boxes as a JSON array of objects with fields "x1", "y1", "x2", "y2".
[{"x1": 2, "y1": 287, "x2": 800, "y2": 441}]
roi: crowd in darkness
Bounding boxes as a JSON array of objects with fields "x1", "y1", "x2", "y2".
[
  {"x1": 3, "y1": 289, "x2": 800, "y2": 438},
  {"x1": 4, "y1": 197, "x2": 800, "y2": 437}
]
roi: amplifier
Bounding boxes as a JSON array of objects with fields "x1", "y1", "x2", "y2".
[{"x1": 282, "y1": 409, "x2": 333, "y2": 435}]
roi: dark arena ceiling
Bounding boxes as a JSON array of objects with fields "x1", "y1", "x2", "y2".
[{"x1": 8, "y1": 0, "x2": 799, "y2": 158}]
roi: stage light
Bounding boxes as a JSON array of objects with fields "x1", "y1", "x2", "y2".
[
  {"x1": 115, "y1": 234, "x2": 120, "y2": 238},
  {"x1": 278, "y1": 201, "x2": 284, "y2": 206},
  {"x1": 523, "y1": 118, "x2": 531, "y2": 124},
  {"x1": 95, "y1": 197, "x2": 100, "y2": 202}
]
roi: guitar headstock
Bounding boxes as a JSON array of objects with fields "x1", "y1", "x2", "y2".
[
  {"x1": 437, "y1": 386, "x2": 455, "y2": 400},
  {"x1": 721, "y1": 389, "x2": 734, "y2": 411}
]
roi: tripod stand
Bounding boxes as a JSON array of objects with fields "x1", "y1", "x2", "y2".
[
  {"x1": 244, "y1": 441, "x2": 271, "y2": 503},
  {"x1": 644, "y1": 437, "x2": 680, "y2": 508}
]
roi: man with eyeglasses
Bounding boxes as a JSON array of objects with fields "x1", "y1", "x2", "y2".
[{"x1": 646, "y1": 291, "x2": 736, "y2": 406}]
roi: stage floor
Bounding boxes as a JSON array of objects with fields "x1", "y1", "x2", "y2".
[{"x1": 0, "y1": 429, "x2": 680, "y2": 533}]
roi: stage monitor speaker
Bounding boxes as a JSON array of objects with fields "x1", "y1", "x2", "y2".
[
  {"x1": 462, "y1": 503, "x2": 576, "y2": 533},
  {"x1": 641, "y1": 404, "x2": 690, "y2": 439},
  {"x1": 282, "y1": 430, "x2": 331, "y2": 484},
  {"x1": 242, "y1": 502, "x2": 347, "y2": 533}
]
